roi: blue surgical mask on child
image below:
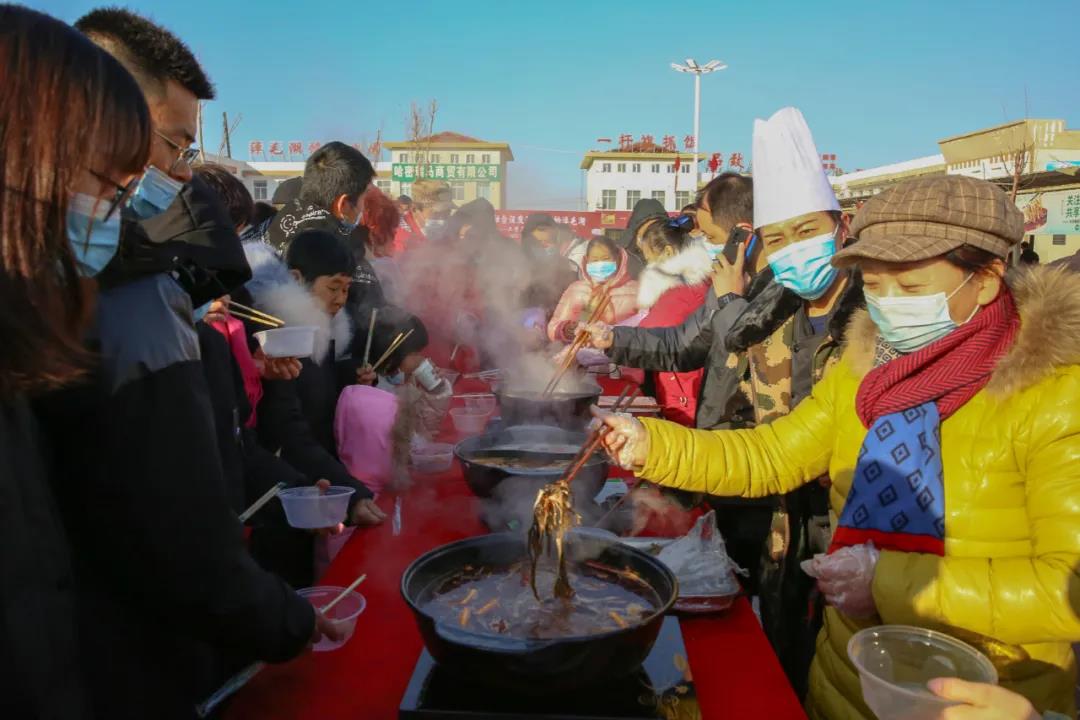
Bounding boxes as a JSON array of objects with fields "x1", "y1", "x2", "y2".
[
  {"x1": 193, "y1": 302, "x2": 212, "y2": 323},
  {"x1": 866, "y1": 274, "x2": 976, "y2": 353},
  {"x1": 127, "y1": 166, "x2": 183, "y2": 220},
  {"x1": 381, "y1": 370, "x2": 406, "y2": 386},
  {"x1": 586, "y1": 260, "x2": 617, "y2": 282},
  {"x1": 67, "y1": 192, "x2": 122, "y2": 277},
  {"x1": 766, "y1": 230, "x2": 839, "y2": 300}
]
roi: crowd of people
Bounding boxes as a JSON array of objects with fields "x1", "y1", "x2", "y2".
[{"x1": 2, "y1": 4, "x2": 1079, "y2": 720}]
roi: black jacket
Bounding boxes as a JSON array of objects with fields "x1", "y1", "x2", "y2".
[
  {"x1": 196, "y1": 322, "x2": 307, "y2": 516},
  {"x1": 35, "y1": 185, "x2": 313, "y2": 719},
  {"x1": 35, "y1": 275, "x2": 314, "y2": 719},
  {"x1": 98, "y1": 175, "x2": 252, "y2": 307},
  {"x1": 0, "y1": 395, "x2": 88, "y2": 719}
]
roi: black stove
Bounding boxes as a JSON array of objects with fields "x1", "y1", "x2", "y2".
[{"x1": 399, "y1": 617, "x2": 697, "y2": 720}]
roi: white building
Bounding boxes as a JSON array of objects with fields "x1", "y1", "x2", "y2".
[{"x1": 580, "y1": 150, "x2": 701, "y2": 213}]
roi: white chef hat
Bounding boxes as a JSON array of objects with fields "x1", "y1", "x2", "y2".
[{"x1": 752, "y1": 107, "x2": 840, "y2": 229}]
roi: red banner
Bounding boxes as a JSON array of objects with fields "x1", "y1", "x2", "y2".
[{"x1": 494, "y1": 210, "x2": 635, "y2": 240}]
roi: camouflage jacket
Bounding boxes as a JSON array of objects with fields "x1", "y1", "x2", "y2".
[{"x1": 724, "y1": 271, "x2": 863, "y2": 425}]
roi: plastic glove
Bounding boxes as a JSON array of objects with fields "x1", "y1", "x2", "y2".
[
  {"x1": 927, "y1": 678, "x2": 1041, "y2": 720},
  {"x1": 590, "y1": 406, "x2": 649, "y2": 471},
  {"x1": 579, "y1": 321, "x2": 614, "y2": 350},
  {"x1": 801, "y1": 543, "x2": 879, "y2": 618}
]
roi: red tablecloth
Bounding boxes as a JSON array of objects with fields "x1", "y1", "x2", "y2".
[{"x1": 226, "y1": 379, "x2": 805, "y2": 720}]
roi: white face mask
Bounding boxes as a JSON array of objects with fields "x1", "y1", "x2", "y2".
[{"x1": 865, "y1": 273, "x2": 976, "y2": 353}]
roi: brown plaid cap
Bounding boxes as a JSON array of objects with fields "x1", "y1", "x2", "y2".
[{"x1": 833, "y1": 175, "x2": 1024, "y2": 266}]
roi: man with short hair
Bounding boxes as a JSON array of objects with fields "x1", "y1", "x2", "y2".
[
  {"x1": 38, "y1": 10, "x2": 334, "y2": 718},
  {"x1": 393, "y1": 178, "x2": 454, "y2": 254}
]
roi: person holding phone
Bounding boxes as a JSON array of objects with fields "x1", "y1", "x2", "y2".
[{"x1": 581, "y1": 109, "x2": 866, "y2": 700}]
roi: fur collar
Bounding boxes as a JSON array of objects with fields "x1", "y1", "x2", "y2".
[
  {"x1": 241, "y1": 240, "x2": 352, "y2": 364},
  {"x1": 725, "y1": 270, "x2": 864, "y2": 353},
  {"x1": 636, "y1": 241, "x2": 713, "y2": 309},
  {"x1": 844, "y1": 265, "x2": 1080, "y2": 396}
]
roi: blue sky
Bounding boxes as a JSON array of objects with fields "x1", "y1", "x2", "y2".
[{"x1": 41, "y1": 0, "x2": 1080, "y2": 207}]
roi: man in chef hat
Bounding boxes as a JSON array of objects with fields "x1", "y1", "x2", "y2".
[{"x1": 724, "y1": 106, "x2": 865, "y2": 700}]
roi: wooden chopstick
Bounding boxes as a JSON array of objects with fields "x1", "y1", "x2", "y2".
[
  {"x1": 196, "y1": 573, "x2": 369, "y2": 717},
  {"x1": 560, "y1": 386, "x2": 638, "y2": 488},
  {"x1": 362, "y1": 308, "x2": 378, "y2": 367},
  {"x1": 371, "y1": 329, "x2": 415, "y2": 373},
  {"x1": 238, "y1": 482, "x2": 286, "y2": 523},
  {"x1": 229, "y1": 308, "x2": 283, "y2": 328},
  {"x1": 226, "y1": 299, "x2": 285, "y2": 326}
]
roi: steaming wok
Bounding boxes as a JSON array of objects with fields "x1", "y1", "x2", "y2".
[
  {"x1": 401, "y1": 532, "x2": 678, "y2": 693},
  {"x1": 495, "y1": 377, "x2": 602, "y2": 428},
  {"x1": 454, "y1": 425, "x2": 608, "y2": 500}
]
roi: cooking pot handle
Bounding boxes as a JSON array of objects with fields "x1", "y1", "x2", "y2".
[{"x1": 434, "y1": 622, "x2": 555, "y2": 653}]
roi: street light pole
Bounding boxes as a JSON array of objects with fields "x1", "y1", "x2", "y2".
[{"x1": 671, "y1": 58, "x2": 727, "y2": 198}]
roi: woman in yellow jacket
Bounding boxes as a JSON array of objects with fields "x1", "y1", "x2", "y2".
[{"x1": 597, "y1": 175, "x2": 1080, "y2": 720}]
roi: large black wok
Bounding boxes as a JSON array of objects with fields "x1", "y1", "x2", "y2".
[
  {"x1": 495, "y1": 378, "x2": 601, "y2": 428},
  {"x1": 401, "y1": 532, "x2": 678, "y2": 693},
  {"x1": 454, "y1": 425, "x2": 608, "y2": 500}
]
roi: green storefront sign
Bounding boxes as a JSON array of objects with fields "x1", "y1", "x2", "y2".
[{"x1": 391, "y1": 163, "x2": 501, "y2": 182}]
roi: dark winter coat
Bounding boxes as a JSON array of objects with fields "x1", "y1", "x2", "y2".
[
  {"x1": 0, "y1": 395, "x2": 87, "y2": 719},
  {"x1": 35, "y1": 273, "x2": 314, "y2": 720},
  {"x1": 32, "y1": 184, "x2": 314, "y2": 719}
]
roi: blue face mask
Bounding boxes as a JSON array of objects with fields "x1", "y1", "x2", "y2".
[
  {"x1": 586, "y1": 260, "x2": 617, "y2": 282},
  {"x1": 381, "y1": 370, "x2": 405, "y2": 386},
  {"x1": 193, "y1": 301, "x2": 212, "y2": 323},
  {"x1": 127, "y1": 166, "x2": 183, "y2": 220},
  {"x1": 766, "y1": 230, "x2": 838, "y2": 300},
  {"x1": 866, "y1": 274, "x2": 975, "y2": 353},
  {"x1": 67, "y1": 192, "x2": 122, "y2": 277}
]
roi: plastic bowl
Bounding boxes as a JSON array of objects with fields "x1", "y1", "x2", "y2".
[
  {"x1": 278, "y1": 486, "x2": 355, "y2": 529},
  {"x1": 411, "y1": 442, "x2": 454, "y2": 474},
  {"x1": 449, "y1": 407, "x2": 489, "y2": 435},
  {"x1": 440, "y1": 368, "x2": 461, "y2": 388},
  {"x1": 253, "y1": 326, "x2": 318, "y2": 359},
  {"x1": 458, "y1": 392, "x2": 496, "y2": 413},
  {"x1": 297, "y1": 586, "x2": 366, "y2": 652},
  {"x1": 848, "y1": 625, "x2": 998, "y2": 720}
]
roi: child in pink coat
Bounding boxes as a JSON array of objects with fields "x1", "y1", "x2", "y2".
[{"x1": 547, "y1": 236, "x2": 640, "y2": 343}]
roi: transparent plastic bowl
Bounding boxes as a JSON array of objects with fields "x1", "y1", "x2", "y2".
[
  {"x1": 458, "y1": 393, "x2": 496, "y2": 413},
  {"x1": 449, "y1": 407, "x2": 489, "y2": 435},
  {"x1": 253, "y1": 326, "x2": 318, "y2": 359},
  {"x1": 298, "y1": 586, "x2": 366, "y2": 652},
  {"x1": 278, "y1": 486, "x2": 354, "y2": 529},
  {"x1": 848, "y1": 625, "x2": 998, "y2": 720},
  {"x1": 410, "y1": 442, "x2": 454, "y2": 474},
  {"x1": 439, "y1": 368, "x2": 461, "y2": 388}
]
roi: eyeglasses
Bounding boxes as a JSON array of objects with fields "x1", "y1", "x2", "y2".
[
  {"x1": 90, "y1": 170, "x2": 140, "y2": 221},
  {"x1": 154, "y1": 129, "x2": 200, "y2": 170}
]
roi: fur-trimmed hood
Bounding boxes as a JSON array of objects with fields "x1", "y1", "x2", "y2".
[
  {"x1": 843, "y1": 265, "x2": 1080, "y2": 396},
  {"x1": 241, "y1": 240, "x2": 352, "y2": 364},
  {"x1": 636, "y1": 240, "x2": 714, "y2": 310}
]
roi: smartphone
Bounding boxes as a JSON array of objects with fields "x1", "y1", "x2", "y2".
[{"x1": 721, "y1": 226, "x2": 756, "y2": 264}]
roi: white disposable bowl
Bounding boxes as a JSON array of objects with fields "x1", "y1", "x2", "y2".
[
  {"x1": 278, "y1": 486, "x2": 354, "y2": 529},
  {"x1": 254, "y1": 326, "x2": 318, "y2": 359},
  {"x1": 297, "y1": 586, "x2": 366, "y2": 652},
  {"x1": 410, "y1": 443, "x2": 454, "y2": 474},
  {"x1": 848, "y1": 625, "x2": 998, "y2": 720},
  {"x1": 458, "y1": 393, "x2": 496, "y2": 413},
  {"x1": 449, "y1": 407, "x2": 489, "y2": 435}
]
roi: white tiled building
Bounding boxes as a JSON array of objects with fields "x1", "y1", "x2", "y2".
[{"x1": 580, "y1": 151, "x2": 701, "y2": 213}]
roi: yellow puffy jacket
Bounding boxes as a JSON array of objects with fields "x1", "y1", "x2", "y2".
[{"x1": 638, "y1": 266, "x2": 1080, "y2": 719}]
